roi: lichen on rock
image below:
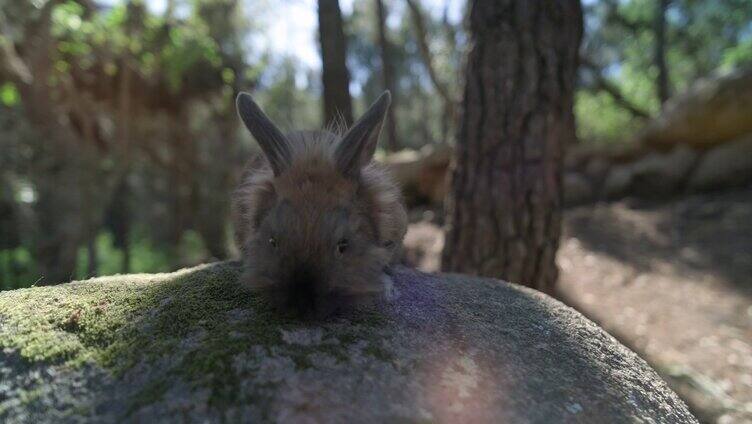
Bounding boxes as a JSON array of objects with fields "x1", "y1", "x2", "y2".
[{"x1": 0, "y1": 262, "x2": 697, "y2": 423}]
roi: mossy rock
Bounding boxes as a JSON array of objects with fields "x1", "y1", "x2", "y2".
[{"x1": 0, "y1": 262, "x2": 696, "y2": 423}]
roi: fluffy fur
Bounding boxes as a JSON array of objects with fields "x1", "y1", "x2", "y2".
[{"x1": 232, "y1": 97, "x2": 407, "y2": 318}]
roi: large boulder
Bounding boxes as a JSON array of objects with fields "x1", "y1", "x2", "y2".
[
  {"x1": 564, "y1": 172, "x2": 595, "y2": 206},
  {"x1": 602, "y1": 165, "x2": 634, "y2": 199},
  {"x1": 628, "y1": 146, "x2": 699, "y2": 196},
  {"x1": 688, "y1": 134, "x2": 752, "y2": 191},
  {"x1": 382, "y1": 144, "x2": 451, "y2": 205},
  {"x1": 638, "y1": 69, "x2": 752, "y2": 148},
  {"x1": 0, "y1": 262, "x2": 696, "y2": 423}
]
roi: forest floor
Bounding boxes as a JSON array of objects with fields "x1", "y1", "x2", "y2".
[{"x1": 403, "y1": 185, "x2": 752, "y2": 424}]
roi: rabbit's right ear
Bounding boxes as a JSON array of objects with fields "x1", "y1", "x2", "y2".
[
  {"x1": 334, "y1": 91, "x2": 391, "y2": 178},
  {"x1": 237, "y1": 92, "x2": 292, "y2": 176}
]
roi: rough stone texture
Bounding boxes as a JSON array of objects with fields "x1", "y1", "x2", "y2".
[
  {"x1": 603, "y1": 165, "x2": 634, "y2": 199},
  {"x1": 0, "y1": 263, "x2": 696, "y2": 423},
  {"x1": 583, "y1": 157, "x2": 611, "y2": 181},
  {"x1": 688, "y1": 134, "x2": 752, "y2": 191},
  {"x1": 629, "y1": 146, "x2": 699, "y2": 196},
  {"x1": 383, "y1": 144, "x2": 452, "y2": 206},
  {"x1": 383, "y1": 137, "x2": 752, "y2": 207},
  {"x1": 564, "y1": 172, "x2": 595, "y2": 206},
  {"x1": 638, "y1": 69, "x2": 752, "y2": 148}
]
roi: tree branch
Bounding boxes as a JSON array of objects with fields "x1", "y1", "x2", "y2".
[
  {"x1": 404, "y1": 0, "x2": 455, "y2": 114},
  {"x1": 0, "y1": 37, "x2": 33, "y2": 85},
  {"x1": 580, "y1": 56, "x2": 651, "y2": 119},
  {"x1": 0, "y1": 11, "x2": 33, "y2": 85}
]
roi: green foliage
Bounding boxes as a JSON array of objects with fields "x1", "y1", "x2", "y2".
[
  {"x1": 160, "y1": 24, "x2": 222, "y2": 92},
  {"x1": 347, "y1": 0, "x2": 461, "y2": 148},
  {"x1": 722, "y1": 37, "x2": 752, "y2": 70},
  {"x1": 48, "y1": 0, "x2": 228, "y2": 92},
  {"x1": 126, "y1": 236, "x2": 173, "y2": 275},
  {"x1": 0, "y1": 0, "x2": 257, "y2": 290},
  {"x1": 1, "y1": 0, "x2": 750, "y2": 288},
  {"x1": 0, "y1": 248, "x2": 36, "y2": 291},
  {"x1": 575, "y1": 91, "x2": 642, "y2": 145},
  {"x1": 254, "y1": 57, "x2": 320, "y2": 129},
  {"x1": 0, "y1": 82, "x2": 19, "y2": 106},
  {"x1": 579, "y1": 0, "x2": 752, "y2": 144},
  {"x1": 0, "y1": 230, "x2": 211, "y2": 291},
  {"x1": 73, "y1": 231, "x2": 210, "y2": 281}
]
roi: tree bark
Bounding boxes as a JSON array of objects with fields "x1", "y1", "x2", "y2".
[
  {"x1": 0, "y1": 252, "x2": 9, "y2": 290},
  {"x1": 105, "y1": 178, "x2": 131, "y2": 273},
  {"x1": 317, "y1": 0, "x2": 354, "y2": 127},
  {"x1": 9, "y1": 0, "x2": 88, "y2": 285},
  {"x1": 374, "y1": 0, "x2": 399, "y2": 151},
  {"x1": 87, "y1": 236, "x2": 98, "y2": 278},
  {"x1": 441, "y1": 0, "x2": 583, "y2": 295},
  {"x1": 655, "y1": 0, "x2": 671, "y2": 105}
]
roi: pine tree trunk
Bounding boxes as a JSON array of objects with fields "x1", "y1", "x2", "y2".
[
  {"x1": 655, "y1": 0, "x2": 671, "y2": 105},
  {"x1": 105, "y1": 178, "x2": 131, "y2": 273},
  {"x1": 0, "y1": 252, "x2": 9, "y2": 290},
  {"x1": 87, "y1": 236, "x2": 98, "y2": 278},
  {"x1": 374, "y1": 0, "x2": 399, "y2": 151},
  {"x1": 441, "y1": 0, "x2": 583, "y2": 295},
  {"x1": 317, "y1": 0, "x2": 354, "y2": 126}
]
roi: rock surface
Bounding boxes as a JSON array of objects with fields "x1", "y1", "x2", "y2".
[
  {"x1": 629, "y1": 146, "x2": 699, "y2": 196},
  {"x1": 383, "y1": 144, "x2": 452, "y2": 205},
  {"x1": 603, "y1": 165, "x2": 634, "y2": 199},
  {"x1": 0, "y1": 262, "x2": 696, "y2": 423},
  {"x1": 688, "y1": 134, "x2": 752, "y2": 191},
  {"x1": 564, "y1": 172, "x2": 594, "y2": 206},
  {"x1": 638, "y1": 69, "x2": 752, "y2": 148}
]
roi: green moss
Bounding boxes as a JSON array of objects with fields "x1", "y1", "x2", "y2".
[
  {"x1": 0, "y1": 263, "x2": 268, "y2": 403},
  {"x1": 126, "y1": 379, "x2": 170, "y2": 415},
  {"x1": 18, "y1": 387, "x2": 44, "y2": 406},
  {"x1": 363, "y1": 343, "x2": 392, "y2": 362},
  {"x1": 2, "y1": 263, "x2": 231, "y2": 367},
  {"x1": 0, "y1": 261, "x2": 393, "y2": 410}
]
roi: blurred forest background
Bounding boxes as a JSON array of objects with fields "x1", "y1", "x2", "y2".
[
  {"x1": 1, "y1": 1, "x2": 751, "y2": 421},
  {"x1": 1, "y1": 0, "x2": 750, "y2": 286}
]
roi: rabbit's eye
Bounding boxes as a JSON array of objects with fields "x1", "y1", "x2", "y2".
[
  {"x1": 269, "y1": 237, "x2": 277, "y2": 248},
  {"x1": 336, "y1": 239, "x2": 349, "y2": 255}
]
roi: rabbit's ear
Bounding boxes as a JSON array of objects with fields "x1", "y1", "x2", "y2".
[
  {"x1": 237, "y1": 92, "x2": 292, "y2": 176},
  {"x1": 334, "y1": 91, "x2": 391, "y2": 177}
]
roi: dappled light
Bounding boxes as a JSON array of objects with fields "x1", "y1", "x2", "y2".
[{"x1": 1, "y1": 0, "x2": 751, "y2": 422}]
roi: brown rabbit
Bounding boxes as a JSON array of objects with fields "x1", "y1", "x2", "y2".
[{"x1": 232, "y1": 91, "x2": 407, "y2": 318}]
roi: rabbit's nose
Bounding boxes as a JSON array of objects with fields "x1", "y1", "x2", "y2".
[{"x1": 285, "y1": 264, "x2": 322, "y2": 314}]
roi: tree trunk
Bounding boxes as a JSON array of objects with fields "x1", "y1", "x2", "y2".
[
  {"x1": 0, "y1": 252, "x2": 9, "y2": 290},
  {"x1": 195, "y1": 113, "x2": 235, "y2": 261},
  {"x1": 655, "y1": 0, "x2": 671, "y2": 105},
  {"x1": 87, "y1": 236, "x2": 98, "y2": 278},
  {"x1": 105, "y1": 178, "x2": 131, "y2": 273},
  {"x1": 34, "y1": 165, "x2": 86, "y2": 285},
  {"x1": 405, "y1": 0, "x2": 456, "y2": 118},
  {"x1": 374, "y1": 0, "x2": 399, "y2": 151},
  {"x1": 441, "y1": 0, "x2": 583, "y2": 295},
  {"x1": 317, "y1": 0, "x2": 353, "y2": 127}
]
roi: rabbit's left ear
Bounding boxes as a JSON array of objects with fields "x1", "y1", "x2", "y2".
[
  {"x1": 334, "y1": 91, "x2": 391, "y2": 177},
  {"x1": 236, "y1": 92, "x2": 292, "y2": 176}
]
